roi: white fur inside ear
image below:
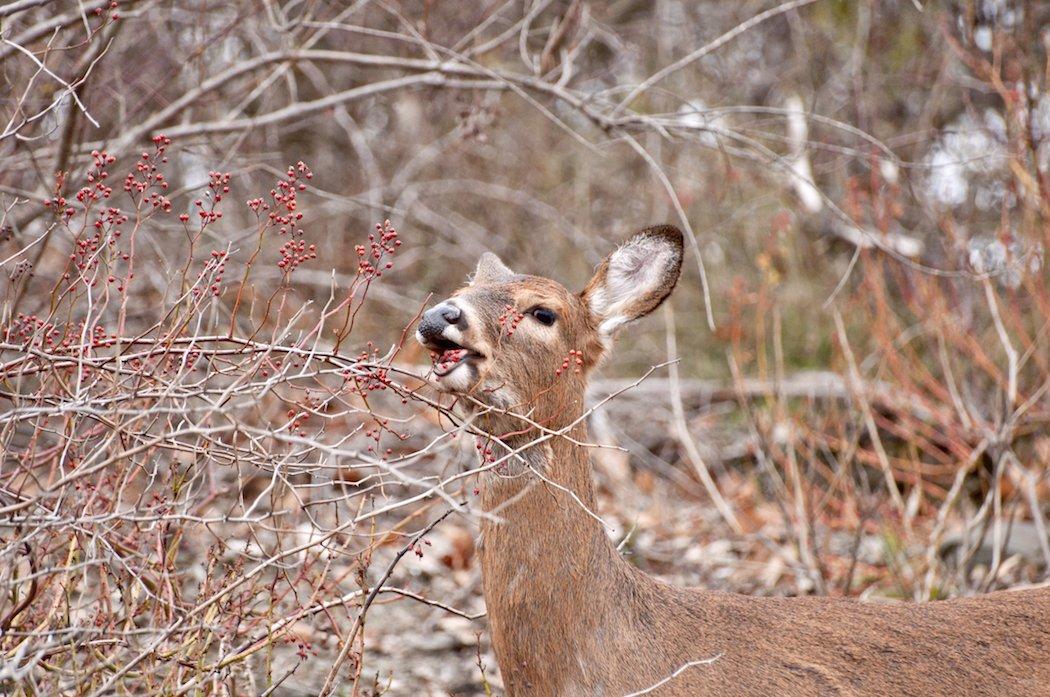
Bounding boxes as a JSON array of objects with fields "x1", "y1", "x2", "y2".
[{"x1": 589, "y1": 235, "x2": 678, "y2": 337}]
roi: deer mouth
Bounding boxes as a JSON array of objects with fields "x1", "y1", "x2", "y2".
[{"x1": 425, "y1": 338, "x2": 484, "y2": 378}]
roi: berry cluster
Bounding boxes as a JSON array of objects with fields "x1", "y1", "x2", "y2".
[
  {"x1": 357, "y1": 366, "x2": 392, "y2": 393},
  {"x1": 497, "y1": 305, "x2": 525, "y2": 336},
  {"x1": 183, "y1": 170, "x2": 230, "y2": 226},
  {"x1": 344, "y1": 342, "x2": 392, "y2": 393},
  {"x1": 123, "y1": 136, "x2": 173, "y2": 214},
  {"x1": 269, "y1": 162, "x2": 312, "y2": 233},
  {"x1": 88, "y1": 323, "x2": 118, "y2": 348},
  {"x1": 555, "y1": 349, "x2": 585, "y2": 376},
  {"x1": 294, "y1": 640, "x2": 316, "y2": 660},
  {"x1": 48, "y1": 144, "x2": 178, "y2": 294},
  {"x1": 76, "y1": 150, "x2": 115, "y2": 205},
  {"x1": 1, "y1": 315, "x2": 121, "y2": 352},
  {"x1": 43, "y1": 193, "x2": 75, "y2": 220},
  {"x1": 354, "y1": 220, "x2": 401, "y2": 279},
  {"x1": 247, "y1": 162, "x2": 317, "y2": 272},
  {"x1": 411, "y1": 539, "x2": 432, "y2": 558},
  {"x1": 285, "y1": 392, "x2": 319, "y2": 438},
  {"x1": 10, "y1": 259, "x2": 32, "y2": 281},
  {"x1": 475, "y1": 437, "x2": 496, "y2": 463},
  {"x1": 277, "y1": 238, "x2": 316, "y2": 272},
  {"x1": 432, "y1": 348, "x2": 466, "y2": 374},
  {"x1": 65, "y1": 206, "x2": 130, "y2": 284},
  {"x1": 191, "y1": 250, "x2": 228, "y2": 298},
  {"x1": 363, "y1": 420, "x2": 394, "y2": 455},
  {"x1": 92, "y1": 0, "x2": 120, "y2": 20},
  {"x1": 3, "y1": 313, "x2": 55, "y2": 348}
]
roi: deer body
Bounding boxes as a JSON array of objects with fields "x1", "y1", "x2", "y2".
[
  {"x1": 417, "y1": 225, "x2": 1050, "y2": 696},
  {"x1": 479, "y1": 425, "x2": 1050, "y2": 696}
]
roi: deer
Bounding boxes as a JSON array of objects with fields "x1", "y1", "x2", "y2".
[{"x1": 415, "y1": 224, "x2": 1050, "y2": 696}]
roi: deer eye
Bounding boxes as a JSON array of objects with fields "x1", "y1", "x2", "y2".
[{"x1": 530, "y1": 307, "x2": 557, "y2": 326}]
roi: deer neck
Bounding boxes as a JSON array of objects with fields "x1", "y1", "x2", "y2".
[{"x1": 478, "y1": 422, "x2": 640, "y2": 692}]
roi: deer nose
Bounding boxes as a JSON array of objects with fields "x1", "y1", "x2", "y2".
[{"x1": 418, "y1": 302, "x2": 466, "y2": 341}]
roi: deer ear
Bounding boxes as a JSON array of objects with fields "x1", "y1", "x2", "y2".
[
  {"x1": 582, "y1": 225, "x2": 684, "y2": 339},
  {"x1": 472, "y1": 252, "x2": 516, "y2": 285}
]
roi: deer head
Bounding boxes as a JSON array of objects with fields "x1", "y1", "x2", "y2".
[{"x1": 416, "y1": 225, "x2": 684, "y2": 436}]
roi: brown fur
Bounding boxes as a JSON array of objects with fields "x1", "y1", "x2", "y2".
[{"x1": 420, "y1": 226, "x2": 1050, "y2": 696}]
